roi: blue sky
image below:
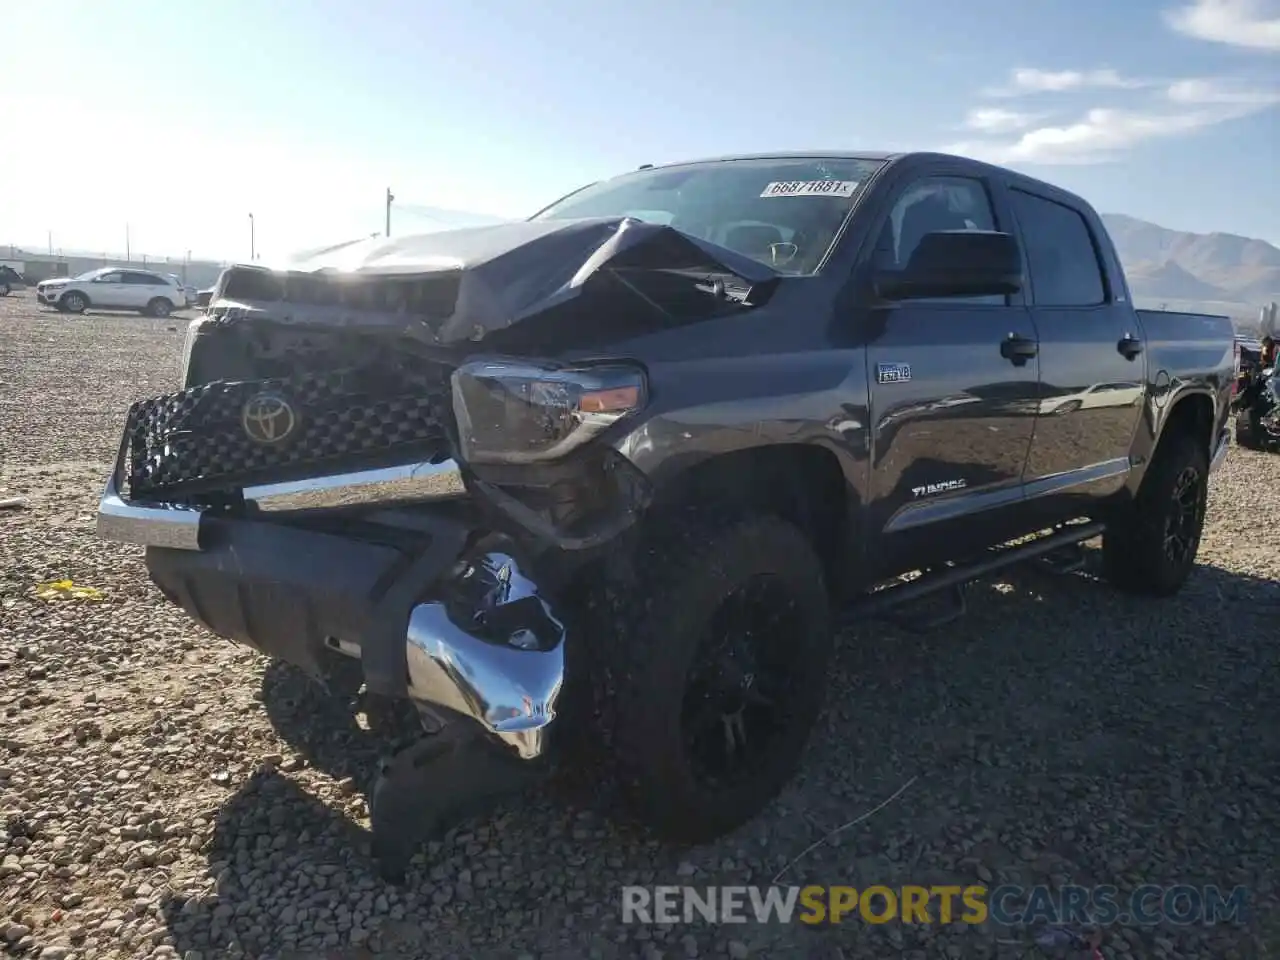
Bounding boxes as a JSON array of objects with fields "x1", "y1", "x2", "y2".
[{"x1": 2, "y1": 0, "x2": 1277, "y2": 262}]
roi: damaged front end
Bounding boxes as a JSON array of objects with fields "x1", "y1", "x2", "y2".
[{"x1": 95, "y1": 215, "x2": 778, "y2": 876}]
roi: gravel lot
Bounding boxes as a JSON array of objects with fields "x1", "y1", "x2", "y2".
[{"x1": 1, "y1": 290, "x2": 1277, "y2": 960}]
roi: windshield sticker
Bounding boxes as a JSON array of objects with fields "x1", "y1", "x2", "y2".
[{"x1": 759, "y1": 180, "x2": 858, "y2": 199}]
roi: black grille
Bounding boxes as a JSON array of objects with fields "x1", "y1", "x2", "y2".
[{"x1": 124, "y1": 362, "x2": 452, "y2": 500}]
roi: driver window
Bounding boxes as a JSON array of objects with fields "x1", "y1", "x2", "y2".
[{"x1": 873, "y1": 176, "x2": 1004, "y2": 304}]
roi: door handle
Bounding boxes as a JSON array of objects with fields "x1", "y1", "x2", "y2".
[
  {"x1": 1000, "y1": 334, "x2": 1038, "y2": 365},
  {"x1": 1117, "y1": 335, "x2": 1143, "y2": 360}
]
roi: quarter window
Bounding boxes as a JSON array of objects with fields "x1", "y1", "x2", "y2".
[{"x1": 1009, "y1": 190, "x2": 1106, "y2": 307}]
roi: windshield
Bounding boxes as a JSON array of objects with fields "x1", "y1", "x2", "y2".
[{"x1": 532, "y1": 157, "x2": 885, "y2": 275}]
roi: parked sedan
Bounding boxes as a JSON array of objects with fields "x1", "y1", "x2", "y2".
[{"x1": 36, "y1": 268, "x2": 186, "y2": 317}]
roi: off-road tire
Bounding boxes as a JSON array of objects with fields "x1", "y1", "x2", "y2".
[
  {"x1": 1102, "y1": 430, "x2": 1208, "y2": 597},
  {"x1": 59, "y1": 291, "x2": 88, "y2": 314},
  {"x1": 1235, "y1": 410, "x2": 1261, "y2": 450},
  {"x1": 604, "y1": 514, "x2": 834, "y2": 844},
  {"x1": 146, "y1": 297, "x2": 173, "y2": 318}
]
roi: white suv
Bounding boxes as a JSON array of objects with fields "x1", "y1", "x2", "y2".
[{"x1": 36, "y1": 267, "x2": 185, "y2": 318}]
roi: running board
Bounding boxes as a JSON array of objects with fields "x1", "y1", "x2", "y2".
[{"x1": 841, "y1": 521, "x2": 1105, "y2": 631}]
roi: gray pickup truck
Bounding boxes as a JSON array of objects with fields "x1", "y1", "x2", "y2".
[{"x1": 97, "y1": 150, "x2": 1234, "y2": 880}]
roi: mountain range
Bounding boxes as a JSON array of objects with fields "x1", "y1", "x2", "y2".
[{"x1": 1100, "y1": 214, "x2": 1279, "y2": 326}]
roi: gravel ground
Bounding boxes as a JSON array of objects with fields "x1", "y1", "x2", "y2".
[{"x1": 1, "y1": 291, "x2": 1277, "y2": 960}]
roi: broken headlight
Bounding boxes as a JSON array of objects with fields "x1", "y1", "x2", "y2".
[{"x1": 451, "y1": 360, "x2": 647, "y2": 465}]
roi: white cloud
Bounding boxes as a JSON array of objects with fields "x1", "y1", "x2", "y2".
[
  {"x1": 985, "y1": 67, "x2": 1152, "y2": 97},
  {"x1": 962, "y1": 107, "x2": 1041, "y2": 133},
  {"x1": 943, "y1": 78, "x2": 1279, "y2": 164},
  {"x1": 1164, "y1": 0, "x2": 1280, "y2": 51},
  {"x1": 1166, "y1": 76, "x2": 1280, "y2": 104}
]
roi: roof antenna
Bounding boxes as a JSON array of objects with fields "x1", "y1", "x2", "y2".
[{"x1": 637, "y1": 163, "x2": 654, "y2": 170}]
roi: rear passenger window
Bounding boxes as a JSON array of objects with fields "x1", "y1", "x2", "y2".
[{"x1": 1009, "y1": 190, "x2": 1106, "y2": 306}]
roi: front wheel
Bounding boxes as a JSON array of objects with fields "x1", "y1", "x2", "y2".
[
  {"x1": 0, "y1": 283, "x2": 10, "y2": 297},
  {"x1": 606, "y1": 515, "x2": 834, "y2": 843},
  {"x1": 59, "y1": 291, "x2": 87, "y2": 314},
  {"x1": 1102, "y1": 431, "x2": 1208, "y2": 596}
]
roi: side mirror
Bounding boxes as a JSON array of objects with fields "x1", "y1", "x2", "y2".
[{"x1": 875, "y1": 230, "x2": 1023, "y2": 301}]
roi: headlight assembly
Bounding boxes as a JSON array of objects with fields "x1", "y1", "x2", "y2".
[{"x1": 451, "y1": 360, "x2": 647, "y2": 465}]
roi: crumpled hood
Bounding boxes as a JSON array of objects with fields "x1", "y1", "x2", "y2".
[{"x1": 214, "y1": 217, "x2": 781, "y2": 346}]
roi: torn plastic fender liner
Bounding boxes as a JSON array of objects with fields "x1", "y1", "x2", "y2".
[{"x1": 216, "y1": 217, "x2": 781, "y2": 346}]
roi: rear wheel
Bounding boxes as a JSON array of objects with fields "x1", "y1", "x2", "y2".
[
  {"x1": 146, "y1": 297, "x2": 173, "y2": 318},
  {"x1": 605, "y1": 515, "x2": 834, "y2": 843},
  {"x1": 59, "y1": 291, "x2": 87, "y2": 314},
  {"x1": 1102, "y1": 431, "x2": 1208, "y2": 596}
]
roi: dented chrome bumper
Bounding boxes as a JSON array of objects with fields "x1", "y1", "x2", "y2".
[
  {"x1": 96, "y1": 449, "x2": 467, "y2": 553},
  {"x1": 96, "y1": 446, "x2": 565, "y2": 762},
  {"x1": 405, "y1": 552, "x2": 565, "y2": 760}
]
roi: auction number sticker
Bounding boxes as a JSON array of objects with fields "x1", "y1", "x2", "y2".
[{"x1": 759, "y1": 180, "x2": 858, "y2": 198}]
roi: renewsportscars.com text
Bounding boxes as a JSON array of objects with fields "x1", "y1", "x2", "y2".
[{"x1": 621, "y1": 884, "x2": 1248, "y2": 926}]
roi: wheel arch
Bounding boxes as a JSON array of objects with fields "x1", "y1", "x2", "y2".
[
  {"x1": 641, "y1": 442, "x2": 858, "y2": 597},
  {"x1": 1157, "y1": 390, "x2": 1215, "y2": 459}
]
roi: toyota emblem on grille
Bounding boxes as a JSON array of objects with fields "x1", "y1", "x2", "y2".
[{"x1": 241, "y1": 392, "x2": 298, "y2": 445}]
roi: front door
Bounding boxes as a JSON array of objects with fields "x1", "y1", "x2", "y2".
[
  {"x1": 1008, "y1": 188, "x2": 1146, "y2": 517},
  {"x1": 863, "y1": 173, "x2": 1041, "y2": 577},
  {"x1": 91, "y1": 271, "x2": 127, "y2": 307}
]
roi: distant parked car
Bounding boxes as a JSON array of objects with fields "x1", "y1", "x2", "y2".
[
  {"x1": 0, "y1": 266, "x2": 26, "y2": 296},
  {"x1": 165, "y1": 274, "x2": 198, "y2": 308},
  {"x1": 36, "y1": 268, "x2": 186, "y2": 317}
]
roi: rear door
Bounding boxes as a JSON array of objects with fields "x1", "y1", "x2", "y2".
[
  {"x1": 1008, "y1": 189, "x2": 1146, "y2": 516},
  {"x1": 862, "y1": 167, "x2": 1041, "y2": 577},
  {"x1": 123, "y1": 271, "x2": 165, "y2": 308}
]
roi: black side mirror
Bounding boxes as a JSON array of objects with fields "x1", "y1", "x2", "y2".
[{"x1": 875, "y1": 230, "x2": 1023, "y2": 301}]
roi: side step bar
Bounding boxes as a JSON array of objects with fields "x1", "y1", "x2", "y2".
[{"x1": 841, "y1": 521, "x2": 1106, "y2": 629}]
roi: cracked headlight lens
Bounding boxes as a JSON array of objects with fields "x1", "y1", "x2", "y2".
[{"x1": 451, "y1": 360, "x2": 647, "y2": 465}]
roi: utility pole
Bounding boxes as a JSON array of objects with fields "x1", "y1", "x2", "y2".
[
  {"x1": 248, "y1": 213, "x2": 256, "y2": 260},
  {"x1": 126, "y1": 224, "x2": 131, "y2": 263},
  {"x1": 385, "y1": 188, "x2": 394, "y2": 237},
  {"x1": 48, "y1": 231, "x2": 53, "y2": 256}
]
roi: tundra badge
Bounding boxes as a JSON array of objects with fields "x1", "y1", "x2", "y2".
[
  {"x1": 912, "y1": 479, "x2": 967, "y2": 498},
  {"x1": 877, "y1": 362, "x2": 912, "y2": 384}
]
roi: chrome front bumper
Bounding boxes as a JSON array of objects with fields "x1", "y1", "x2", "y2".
[
  {"x1": 405, "y1": 552, "x2": 566, "y2": 760},
  {"x1": 97, "y1": 452, "x2": 467, "y2": 552},
  {"x1": 97, "y1": 453, "x2": 566, "y2": 761}
]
